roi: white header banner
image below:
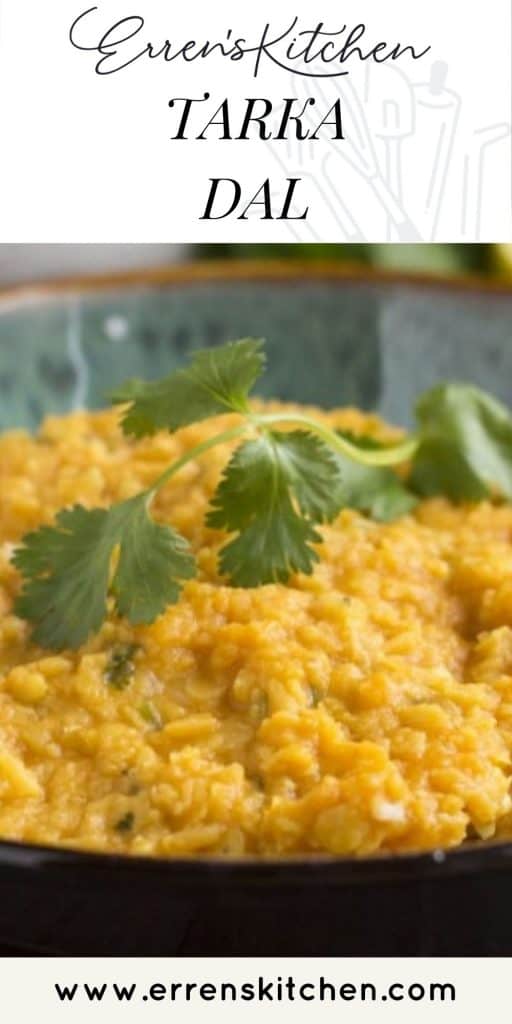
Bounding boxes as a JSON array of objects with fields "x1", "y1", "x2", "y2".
[
  {"x1": 0, "y1": 956, "x2": 507, "y2": 1023},
  {"x1": 0, "y1": 0, "x2": 510, "y2": 241}
]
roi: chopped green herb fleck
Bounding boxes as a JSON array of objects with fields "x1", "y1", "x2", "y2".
[
  {"x1": 251, "y1": 692, "x2": 269, "y2": 721},
  {"x1": 310, "y1": 685, "x2": 323, "y2": 707},
  {"x1": 138, "y1": 700, "x2": 162, "y2": 729},
  {"x1": 114, "y1": 811, "x2": 135, "y2": 833},
  {"x1": 105, "y1": 644, "x2": 141, "y2": 690}
]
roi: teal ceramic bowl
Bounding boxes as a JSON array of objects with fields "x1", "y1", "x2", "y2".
[
  {"x1": 2, "y1": 261, "x2": 512, "y2": 432},
  {"x1": 3, "y1": 261, "x2": 512, "y2": 957}
]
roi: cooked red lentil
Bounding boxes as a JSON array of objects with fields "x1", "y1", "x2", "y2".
[{"x1": 1, "y1": 403, "x2": 512, "y2": 857}]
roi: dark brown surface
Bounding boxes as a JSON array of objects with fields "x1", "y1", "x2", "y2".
[{"x1": 3, "y1": 834, "x2": 512, "y2": 953}]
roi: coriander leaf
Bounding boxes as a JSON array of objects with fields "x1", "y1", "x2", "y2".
[
  {"x1": 111, "y1": 498, "x2": 195, "y2": 624},
  {"x1": 333, "y1": 431, "x2": 417, "y2": 521},
  {"x1": 13, "y1": 495, "x2": 196, "y2": 650},
  {"x1": 410, "y1": 384, "x2": 512, "y2": 501},
  {"x1": 207, "y1": 432, "x2": 334, "y2": 586},
  {"x1": 216, "y1": 503, "x2": 321, "y2": 587},
  {"x1": 112, "y1": 338, "x2": 265, "y2": 438},
  {"x1": 14, "y1": 506, "x2": 116, "y2": 650},
  {"x1": 335, "y1": 458, "x2": 417, "y2": 521},
  {"x1": 209, "y1": 430, "x2": 343, "y2": 529},
  {"x1": 272, "y1": 431, "x2": 346, "y2": 522}
]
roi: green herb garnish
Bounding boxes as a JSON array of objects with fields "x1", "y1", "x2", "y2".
[
  {"x1": 105, "y1": 644, "x2": 141, "y2": 690},
  {"x1": 410, "y1": 384, "x2": 512, "y2": 501},
  {"x1": 138, "y1": 700, "x2": 162, "y2": 729},
  {"x1": 207, "y1": 431, "x2": 343, "y2": 585},
  {"x1": 310, "y1": 685, "x2": 323, "y2": 707},
  {"x1": 112, "y1": 336, "x2": 266, "y2": 437},
  {"x1": 333, "y1": 431, "x2": 417, "y2": 522},
  {"x1": 114, "y1": 811, "x2": 135, "y2": 834},
  {"x1": 12, "y1": 338, "x2": 512, "y2": 651}
]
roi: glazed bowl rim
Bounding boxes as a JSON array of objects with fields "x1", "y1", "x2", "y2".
[
  {"x1": 2, "y1": 835, "x2": 512, "y2": 885},
  {"x1": 0, "y1": 258, "x2": 511, "y2": 308}
]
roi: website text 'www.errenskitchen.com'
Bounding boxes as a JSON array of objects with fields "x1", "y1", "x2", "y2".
[{"x1": 54, "y1": 976, "x2": 456, "y2": 1006}]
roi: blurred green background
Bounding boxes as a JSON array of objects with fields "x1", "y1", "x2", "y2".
[
  {"x1": 196, "y1": 244, "x2": 510, "y2": 279},
  {"x1": 0, "y1": 245, "x2": 511, "y2": 286}
]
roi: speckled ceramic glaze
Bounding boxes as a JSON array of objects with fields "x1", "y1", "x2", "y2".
[{"x1": 2, "y1": 264, "x2": 512, "y2": 432}]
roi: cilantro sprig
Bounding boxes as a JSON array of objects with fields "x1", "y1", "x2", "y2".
[
  {"x1": 11, "y1": 338, "x2": 512, "y2": 650},
  {"x1": 14, "y1": 496, "x2": 196, "y2": 649},
  {"x1": 207, "y1": 431, "x2": 341, "y2": 586},
  {"x1": 112, "y1": 337, "x2": 265, "y2": 436}
]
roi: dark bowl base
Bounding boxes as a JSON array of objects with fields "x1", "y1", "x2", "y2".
[{"x1": 1, "y1": 866, "x2": 511, "y2": 955}]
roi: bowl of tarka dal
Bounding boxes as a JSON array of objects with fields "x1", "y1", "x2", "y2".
[{"x1": 3, "y1": 262, "x2": 512, "y2": 957}]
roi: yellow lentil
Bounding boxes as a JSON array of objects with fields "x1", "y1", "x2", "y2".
[{"x1": 1, "y1": 402, "x2": 512, "y2": 857}]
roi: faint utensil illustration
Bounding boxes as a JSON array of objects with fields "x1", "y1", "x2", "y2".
[
  {"x1": 271, "y1": 137, "x2": 366, "y2": 241},
  {"x1": 290, "y1": 72, "x2": 421, "y2": 240},
  {"x1": 266, "y1": 52, "x2": 508, "y2": 242},
  {"x1": 363, "y1": 64, "x2": 415, "y2": 240},
  {"x1": 461, "y1": 123, "x2": 511, "y2": 239},
  {"x1": 408, "y1": 62, "x2": 461, "y2": 240}
]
